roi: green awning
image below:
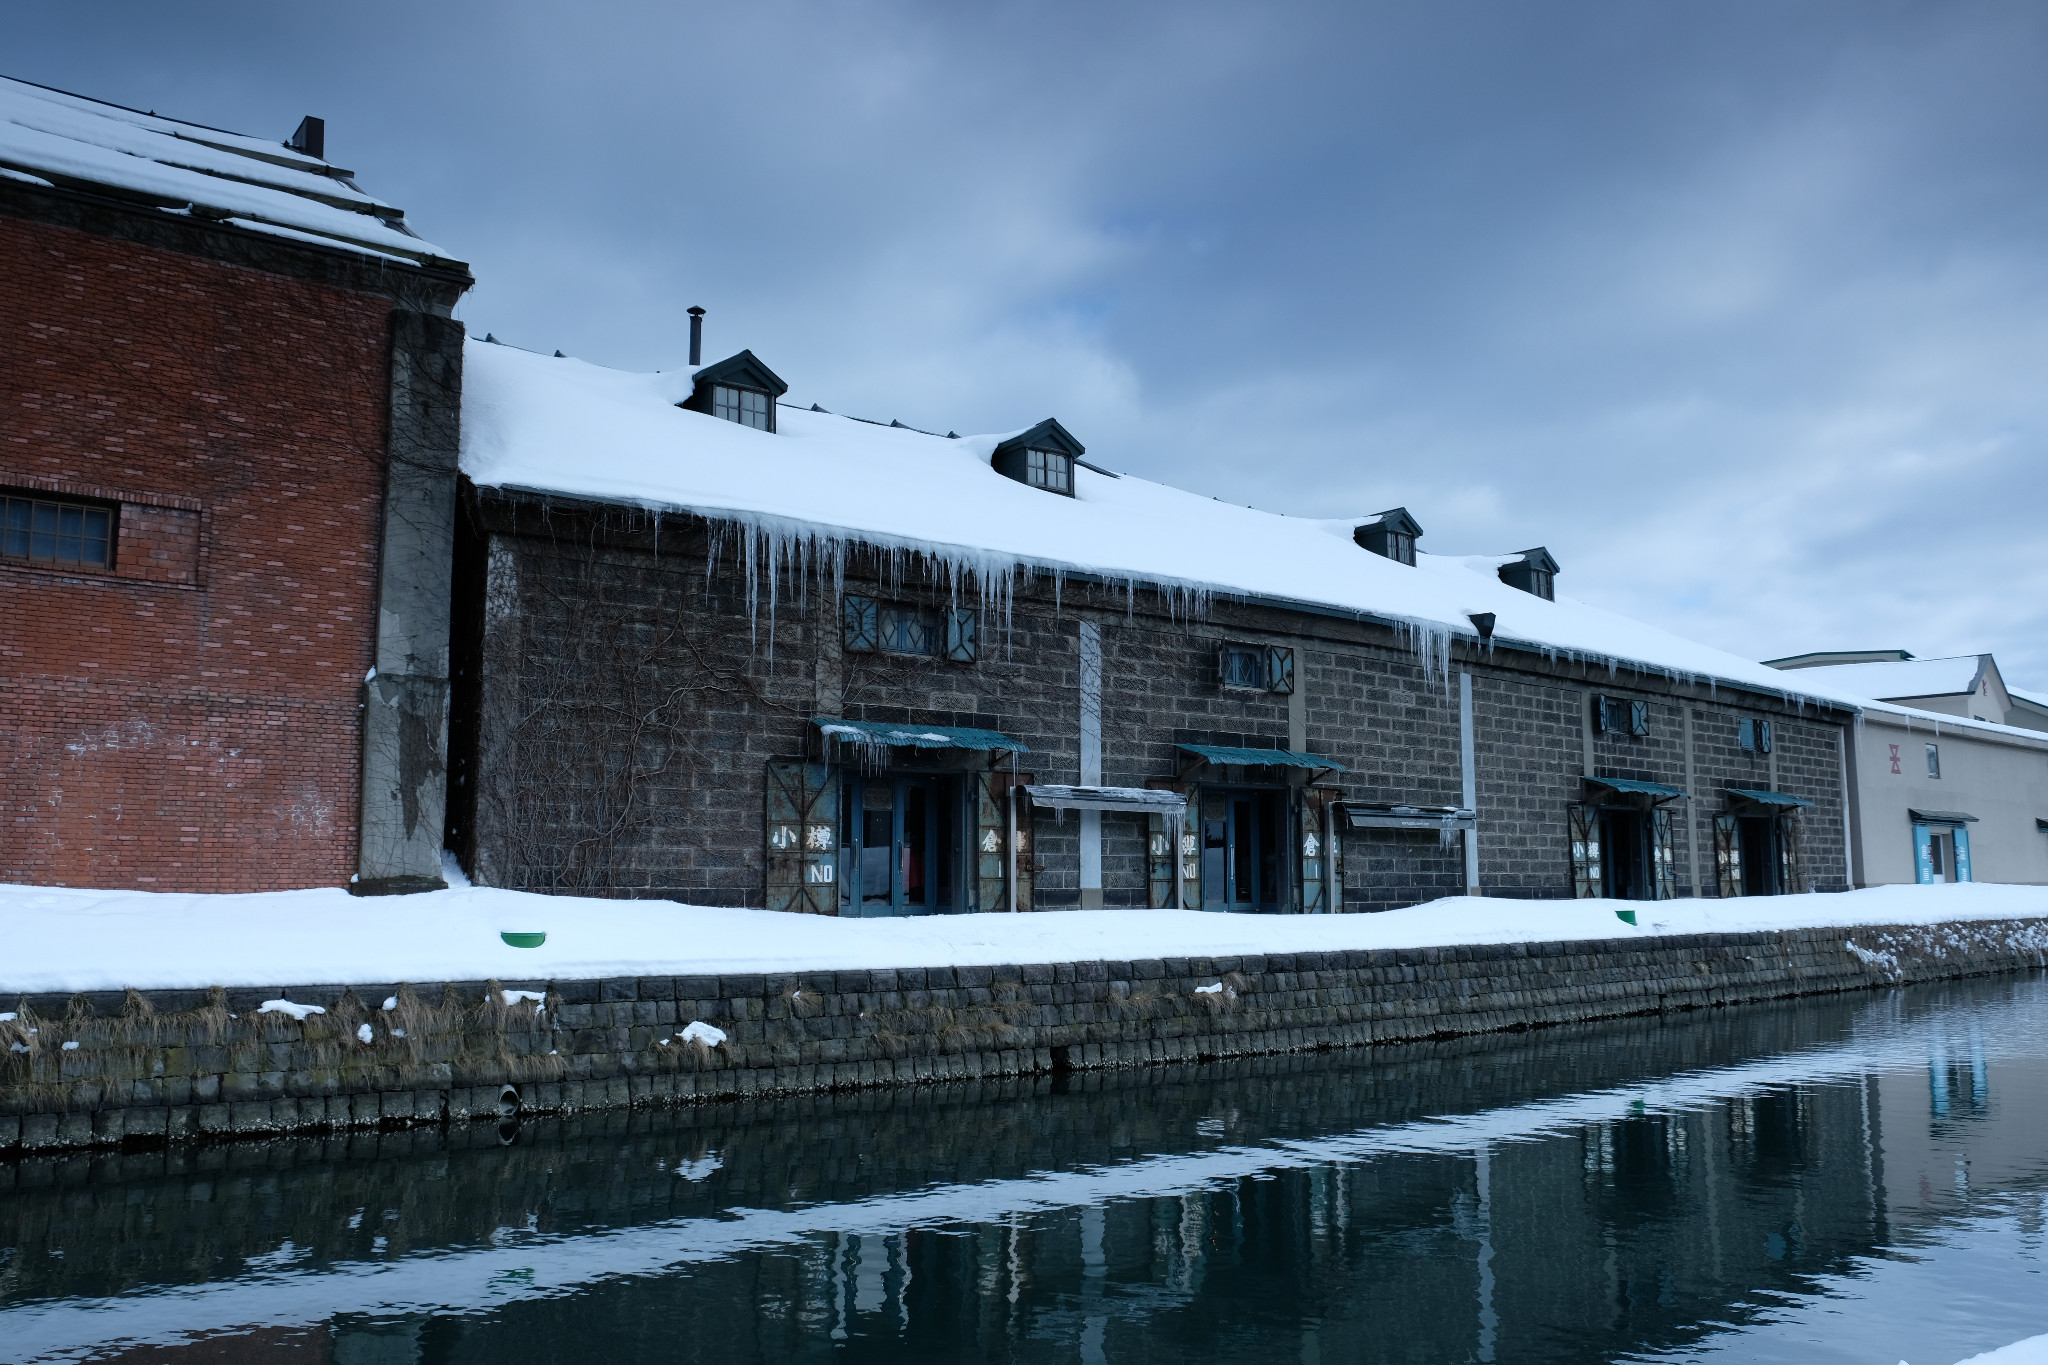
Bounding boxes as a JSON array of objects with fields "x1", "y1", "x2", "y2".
[
  {"x1": 1176, "y1": 743, "x2": 1348, "y2": 773},
  {"x1": 814, "y1": 717, "x2": 1029, "y2": 752},
  {"x1": 1909, "y1": 807, "x2": 1977, "y2": 825},
  {"x1": 1587, "y1": 776, "x2": 1687, "y2": 801},
  {"x1": 1727, "y1": 787, "x2": 1815, "y2": 809}
]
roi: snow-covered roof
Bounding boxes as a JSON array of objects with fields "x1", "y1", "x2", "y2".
[
  {"x1": 0, "y1": 75, "x2": 454, "y2": 265},
  {"x1": 1773, "y1": 656, "x2": 1989, "y2": 702},
  {"x1": 2011, "y1": 685, "x2": 2048, "y2": 711},
  {"x1": 458, "y1": 339, "x2": 1870, "y2": 709}
]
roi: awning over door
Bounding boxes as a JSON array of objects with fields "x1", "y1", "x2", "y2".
[
  {"x1": 1726, "y1": 787, "x2": 1815, "y2": 809},
  {"x1": 1909, "y1": 807, "x2": 1977, "y2": 825},
  {"x1": 1585, "y1": 776, "x2": 1687, "y2": 803},
  {"x1": 813, "y1": 717, "x2": 1029, "y2": 752},
  {"x1": 1026, "y1": 785, "x2": 1187, "y2": 814},
  {"x1": 1341, "y1": 803, "x2": 1476, "y2": 832},
  {"x1": 1176, "y1": 743, "x2": 1348, "y2": 773}
]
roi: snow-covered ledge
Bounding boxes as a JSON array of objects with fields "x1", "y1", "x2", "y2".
[{"x1": 0, "y1": 881, "x2": 2042, "y2": 994}]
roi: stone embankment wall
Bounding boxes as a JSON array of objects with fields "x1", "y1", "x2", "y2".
[{"x1": 3, "y1": 917, "x2": 2043, "y2": 1154}]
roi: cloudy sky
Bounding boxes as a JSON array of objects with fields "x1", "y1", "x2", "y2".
[{"x1": 15, "y1": 2, "x2": 2048, "y2": 684}]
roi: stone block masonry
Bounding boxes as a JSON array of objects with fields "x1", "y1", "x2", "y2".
[{"x1": 2, "y1": 917, "x2": 2042, "y2": 1154}]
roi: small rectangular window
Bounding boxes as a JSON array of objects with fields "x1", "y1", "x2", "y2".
[
  {"x1": 1926, "y1": 743, "x2": 1940, "y2": 778},
  {"x1": 879, "y1": 606, "x2": 936, "y2": 656},
  {"x1": 713, "y1": 385, "x2": 771, "y2": 431},
  {"x1": 2, "y1": 493, "x2": 113, "y2": 570},
  {"x1": 945, "y1": 608, "x2": 979, "y2": 663},
  {"x1": 843, "y1": 595, "x2": 878, "y2": 652},
  {"x1": 1596, "y1": 695, "x2": 1635, "y2": 734},
  {"x1": 1758, "y1": 720, "x2": 1773, "y2": 753},
  {"x1": 1738, "y1": 718, "x2": 1755, "y2": 751},
  {"x1": 1220, "y1": 644, "x2": 1266, "y2": 690},
  {"x1": 1387, "y1": 532, "x2": 1414, "y2": 566},
  {"x1": 1529, "y1": 569, "x2": 1553, "y2": 601},
  {"x1": 1025, "y1": 448, "x2": 1071, "y2": 494}
]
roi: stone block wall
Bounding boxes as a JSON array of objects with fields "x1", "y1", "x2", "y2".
[
  {"x1": 3, "y1": 916, "x2": 2041, "y2": 1154},
  {"x1": 457, "y1": 504, "x2": 1857, "y2": 913}
]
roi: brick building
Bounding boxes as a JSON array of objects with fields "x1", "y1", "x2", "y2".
[
  {"x1": 449, "y1": 334, "x2": 1859, "y2": 913},
  {"x1": 2, "y1": 77, "x2": 470, "y2": 893}
]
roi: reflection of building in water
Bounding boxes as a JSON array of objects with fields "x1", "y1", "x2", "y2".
[
  {"x1": 1879, "y1": 1010, "x2": 2048, "y2": 1217},
  {"x1": 6, "y1": 983, "x2": 2047, "y2": 1364}
]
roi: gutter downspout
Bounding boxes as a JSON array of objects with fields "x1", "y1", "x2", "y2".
[
  {"x1": 1684, "y1": 702, "x2": 1701, "y2": 897},
  {"x1": 1008, "y1": 747, "x2": 1018, "y2": 913},
  {"x1": 1459, "y1": 671, "x2": 1480, "y2": 895}
]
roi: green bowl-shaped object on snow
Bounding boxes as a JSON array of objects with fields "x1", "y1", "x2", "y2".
[
  {"x1": 1613, "y1": 909, "x2": 1638, "y2": 926},
  {"x1": 500, "y1": 932, "x2": 547, "y2": 949}
]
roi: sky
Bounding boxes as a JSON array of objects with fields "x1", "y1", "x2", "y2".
[{"x1": 12, "y1": 1, "x2": 2048, "y2": 685}]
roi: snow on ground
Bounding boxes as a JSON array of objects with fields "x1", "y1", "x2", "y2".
[
  {"x1": 1949, "y1": 1336, "x2": 2048, "y2": 1365},
  {"x1": 0, "y1": 881, "x2": 2041, "y2": 996}
]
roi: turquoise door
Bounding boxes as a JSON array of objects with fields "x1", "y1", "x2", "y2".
[{"x1": 1913, "y1": 824, "x2": 1935, "y2": 884}]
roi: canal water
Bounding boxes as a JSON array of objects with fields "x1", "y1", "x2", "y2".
[{"x1": 1, "y1": 974, "x2": 2044, "y2": 1364}]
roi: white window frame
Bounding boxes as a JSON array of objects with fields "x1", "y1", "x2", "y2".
[{"x1": 713, "y1": 385, "x2": 772, "y2": 431}]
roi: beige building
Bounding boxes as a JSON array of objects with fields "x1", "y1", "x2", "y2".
[{"x1": 1766, "y1": 652, "x2": 2048, "y2": 886}]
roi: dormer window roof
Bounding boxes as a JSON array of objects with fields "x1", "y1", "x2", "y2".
[
  {"x1": 679, "y1": 350, "x2": 789, "y2": 434},
  {"x1": 991, "y1": 419, "x2": 1084, "y2": 498},
  {"x1": 1353, "y1": 507, "x2": 1423, "y2": 566},
  {"x1": 1499, "y1": 546, "x2": 1559, "y2": 600}
]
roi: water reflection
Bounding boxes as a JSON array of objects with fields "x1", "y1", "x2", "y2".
[{"x1": 1, "y1": 975, "x2": 2044, "y2": 1364}]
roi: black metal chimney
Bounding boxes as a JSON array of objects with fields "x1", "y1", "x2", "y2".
[
  {"x1": 688, "y1": 306, "x2": 705, "y2": 366},
  {"x1": 288, "y1": 116, "x2": 324, "y2": 160}
]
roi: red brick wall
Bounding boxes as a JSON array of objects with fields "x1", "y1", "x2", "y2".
[{"x1": 2, "y1": 214, "x2": 396, "y2": 891}]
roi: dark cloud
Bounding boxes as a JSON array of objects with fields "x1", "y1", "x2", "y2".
[{"x1": 14, "y1": 1, "x2": 2047, "y2": 680}]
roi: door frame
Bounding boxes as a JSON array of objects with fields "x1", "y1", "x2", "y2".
[
  {"x1": 840, "y1": 770, "x2": 968, "y2": 916},
  {"x1": 1196, "y1": 783, "x2": 1293, "y2": 913}
]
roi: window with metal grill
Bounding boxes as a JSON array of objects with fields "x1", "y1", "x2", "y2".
[
  {"x1": 1024, "y1": 448, "x2": 1072, "y2": 494},
  {"x1": 2, "y1": 493, "x2": 113, "y2": 570},
  {"x1": 712, "y1": 385, "x2": 772, "y2": 431}
]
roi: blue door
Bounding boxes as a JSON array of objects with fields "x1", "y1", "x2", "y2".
[
  {"x1": 1912, "y1": 823, "x2": 1935, "y2": 884},
  {"x1": 1199, "y1": 788, "x2": 1285, "y2": 912},
  {"x1": 840, "y1": 775, "x2": 960, "y2": 915}
]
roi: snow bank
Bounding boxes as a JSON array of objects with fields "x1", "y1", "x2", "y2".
[
  {"x1": 1, "y1": 881, "x2": 2042, "y2": 996},
  {"x1": 1948, "y1": 1335, "x2": 2048, "y2": 1365},
  {"x1": 459, "y1": 340, "x2": 1877, "y2": 708}
]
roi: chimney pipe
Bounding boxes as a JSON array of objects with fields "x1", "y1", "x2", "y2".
[
  {"x1": 687, "y1": 306, "x2": 705, "y2": 366},
  {"x1": 288, "y1": 116, "x2": 325, "y2": 160}
]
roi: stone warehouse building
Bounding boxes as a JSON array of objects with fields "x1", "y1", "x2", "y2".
[
  {"x1": 448, "y1": 334, "x2": 1859, "y2": 914},
  {"x1": 1, "y1": 76, "x2": 470, "y2": 894}
]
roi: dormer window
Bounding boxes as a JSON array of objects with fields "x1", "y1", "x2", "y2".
[
  {"x1": 679, "y1": 349, "x2": 789, "y2": 434},
  {"x1": 1353, "y1": 507, "x2": 1423, "y2": 566},
  {"x1": 1025, "y1": 448, "x2": 1071, "y2": 494},
  {"x1": 713, "y1": 385, "x2": 771, "y2": 431},
  {"x1": 992, "y1": 418, "x2": 1086, "y2": 499},
  {"x1": 1498, "y1": 546, "x2": 1559, "y2": 600}
]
